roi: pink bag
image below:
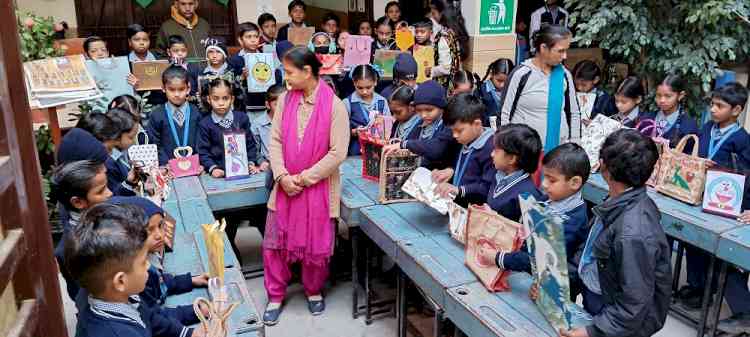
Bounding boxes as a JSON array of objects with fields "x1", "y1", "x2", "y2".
[
  {"x1": 344, "y1": 35, "x2": 373, "y2": 67},
  {"x1": 168, "y1": 146, "x2": 202, "y2": 178}
]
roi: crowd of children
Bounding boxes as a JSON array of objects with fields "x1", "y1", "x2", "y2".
[{"x1": 49, "y1": 0, "x2": 750, "y2": 336}]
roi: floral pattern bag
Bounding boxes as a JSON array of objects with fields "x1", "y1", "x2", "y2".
[
  {"x1": 579, "y1": 114, "x2": 622, "y2": 171},
  {"x1": 655, "y1": 134, "x2": 708, "y2": 205}
]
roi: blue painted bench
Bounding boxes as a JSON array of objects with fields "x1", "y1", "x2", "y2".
[
  {"x1": 200, "y1": 174, "x2": 269, "y2": 211},
  {"x1": 172, "y1": 175, "x2": 208, "y2": 202}
]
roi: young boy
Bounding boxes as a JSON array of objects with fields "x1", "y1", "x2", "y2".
[
  {"x1": 258, "y1": 13, "x2": 278, "y2": 52},
  {"x1": 678, "y1": 82, "x2": 750, "y2": 309},
  {"x1": 413, "y1": 19, "x2": 454, "y2": 88},
  {"x1": 321, "y1": 12, "x2": 340, "y2": 45},
  {"x1": 489, "y1": 143, "x2": 590, "y2": 299},
  {"x1": 383, "y1": 80, "x2": 460, "y2": 170},
  {"x1": 230, "y1": 22, "x2": 267, "y2": 112},
  {"x1": 166, "y1": 35, "x2": 189, "y2": 65},
  {"x1": 252, "y1": 84, "x2": 285, "y2": 172},
  {"x1": 484, "y1": 124, "x2": 543, "y2": 222},
  {"x1": 380, "y1": 53, "x2": 418, "y2": 99},
  {"x1": 564, "y1": 129, "x2": 671, "y2": 337},
  {"x1": 277, "y1": 0, "x2": 310, "y2": 42},
  {"x1": 65, "y1": 203, "x2": 201, "y2": 337},
  {"x1": 433, "y1": 93, "x2": 496, "y2": 206},
  {"x1": 147, "y1": 65, "x2": 201, "y2": 166}
]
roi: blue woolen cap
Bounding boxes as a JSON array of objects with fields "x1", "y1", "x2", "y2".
[
  {"x1": 394, "y1": 53, "x2": 418, "y2": 80},
  {"x1": 56, "y1": 128, "x2": 109, "y2": 165},
  {"x1": 108, "y1": 196, "x2": 164, "y2": 219},
  {"x1": 414, "y1": 80, "x2": 447, "y2": 109}
]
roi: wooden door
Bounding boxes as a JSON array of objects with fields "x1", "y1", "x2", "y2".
[
  {"x1": 0, "y1": 1, "x2": 68, "y2": 336},
  {"x1": 74, "y1": 0, "x2": 238, "y2": 56}
]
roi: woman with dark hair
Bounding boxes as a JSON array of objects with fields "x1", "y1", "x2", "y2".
[
  {"x1": 262, "y1": 46, "x2": 349, "y2": 325},
  {"x1": 428, "y1": 0, "x2": 469, "y2": 90},
  {"x1": 499, "y1": 24, "x2": 580, "y2": 153}
]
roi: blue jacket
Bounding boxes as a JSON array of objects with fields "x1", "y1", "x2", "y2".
[
  {"x1": 641, "y1": 111, "x2": 699, "y2": 152},
  {"x1": 401, "y1": 121, "x2": 461, "y2": 170},
  {"x1": 486, "y1": 172, "x2": 542, "y2": 222},
  {"x1": 75, "y1": 297, "x2": 193, "y2": 337},
  {"x1": 197, "y1": 110, "x2": 259, "y2": 174},
  {"x1": 228, "y1": 54, "x2": 269, "y2": 111},
  {"x1": 479, "y1": 81, "x2": 501, "y2": 127},
  {"x1": 345, "y1": 93, "x2": 389, "y2": 156},
  {"x1": 588, "y1": 88, "x2": 618, "y2": 120},
  {"x1": 146, "y1": 103, "x2": 201, "y2": 166},
  {"x1": 697, "y1": 122, "x2": 750, "y2": 170},
  {"x1": 453, "y1": 131, "x2": 496, "y2": 207},
  {"x1": 140, "y1": 267, "x2": 198, "y2": 326}
]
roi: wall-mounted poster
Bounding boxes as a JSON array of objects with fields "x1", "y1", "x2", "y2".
[
  {"x1": 223, "y1": 132, "x2": 250, "y2": 180},
  {"x1": 702, "y1": 170, "x2": 746, "y2": 218},
  {"x1": 244, "y1": 53, "x2": 276, "y2": 93}
]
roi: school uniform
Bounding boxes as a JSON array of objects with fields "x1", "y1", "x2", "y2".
[
  {"x1": 147, "y1": 102, "x2": 201, "y2": 166},
  {"x1": 452, "y1": 128, "x2": 496, "y2": 206},
  {"x1": 56, "y1": 127, "x2": 110, "y2": 165},
  {"x1": 486, "y1": 170, "x2": 542, "y2": 222},
  {"x1": 197, "y1": 110, "x2": 259, "y2": 175},
  {"x1": 616, "y1": 107, "x2": 642, "y2": 129},
  {"x1": 587, "y1": 88, "x2": 618, "y2": 119},
  {"x1": 480, "y1": 80, "x2": 502, "y2": 126},
  {"x1": 55, "y1": 210, "x2": 81, "y2": 300},
  {"x1": 76, "y1": 295, "x2": 193, "y2": 337},
  {"x1": 390, "y1": 114, "x2": 422, "y2": 141},
  {"x1": 140, "y1": 266, "x2": 199, "y2": 326},
  {"x1": 249, "y1": 111, "x2": 273, "y2": 164},
  {"x1": 105, "y1": 149, "x2": 138, "y2": 197},
  {"x1": 400, "y1": 120, "x2": 460, "y2": 170},
  {"x1": 497, "y1": 191, "x2": 589, "y2": 300},
  {"x1": 345, "y1": 92, "x2": 391, "y2": 155},
  {"x1": 188, "y1": 61, "x2": 243, "y2": 98},
  {"x1": 641, "y1": 108, "x2": 699, "y2": 151}
]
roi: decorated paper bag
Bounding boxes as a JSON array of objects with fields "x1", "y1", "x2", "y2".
[
  {"x1": 448, "y1": 202, "x2": 468, "y2": 244},
  {"x1": 378, "y1": 149, "x2": 419, "y2": 203},
  {"x1": 359, "y1": 133, "x2": 385, "y2": 181},
  {"x1": 655, "y1": 135, "x2": 708, "y2": 205},
  {"x1": 465, "y1": 205, "x2": 522, "y2": 291},
  {"x1": 580, "y1": 114, "x2": 622, "y2": 171},
  {"x1": 168, "y1": 146, "x2": 202, "y2": 178},
  {"x1": 317, "y1": 54, "x2": 343, "y2": 75},
  {"x1": 395, "y1": 27, "x2": 415, "y2": 51},
  {"x1": 132, "y1": 60, "x2": 170, "y2": 91},
  {"x1": 128, "y1": 132, "x2": 159, "y2": 169},
  {"x1": 223, "y1": 132, "x2": 250, "y2": 179},
  {"x1": 162, "y1": 209, "x2": 176, "y2": 252},
  {"x1": 414, "y1": 46, "x2": 435, "y2": 84},
  {"x1": 702, "y1": 170, "x2": 746, "y2": 218},
  {"x1": 374, "y1": 50, "x2": 401, "y2": 79},
  {"x1": 401, "y1": 167, "x2": 452, "y2": 214},
  {"x1": 244, "y1": 53, "x2": 276, "y2": 93},
  {"x1": 344, "y1": 35, "x2": 373, "y2": 67},
  {"x1": 201, "y1": 219, "x2": 227, "y2": 281},
  {"x1": 636, "y1": 119, "x2": 671, "y2": 187},
  {"x1": 367, "y1": 113, "x2": 395, "y2": 141},
  {"x1": 288, "y1": 26, "x2": 315, "y2": 46}
]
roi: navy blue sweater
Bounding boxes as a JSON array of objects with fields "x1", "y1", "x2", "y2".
[
  {"x1": 104, "y1": 156, "x2": 137, "y2": 197},
  {"x1": 146, "y1": 103, "x2": 201, "y2": 166},
  {"x1": 588, "y1": 88, "x2": 618, "y2": 119},
  {"x1": 75, "y1": 297, "x2": 193, "y2": 337},
  {"x1": 486, "y1": 173, "x2": 542, "y2": 222},
  {"x1": 197, "y1": 111, "x2": 259, "y2": 174},
  {"x1": 479, "y1": 81, "x2": 500, "y2": 127},
  {"x1": 641, "y1": 111, "x2": 699, "y2": 152},
  {"x1": 140, "y1": 267, "x2": 198, "y2": 326},
  {"x1": 401, "y1": 121, "x2": 461, "y2": 170},
  {"x1": 697, "y1": 122, "x2": 750, "y2": 170},
  {"x1": 453, "y1": 133, "x2": 496, "y2": 207}
]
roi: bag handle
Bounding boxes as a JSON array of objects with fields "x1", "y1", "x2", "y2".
[
  {"x1": 674, "y1": 134, "x2": 700, "y2": 157},
  {"x1": 173, "y1": 146, "x2": 193, "y2": 158},
  {"x1": 193, "y1": 297, "x2": 212, "y2": 332},
  {"x1": 635, "y1": 119, "x2": 657, "y2": 137},
  {"x1": 135, "y1": 130, "x2": 149, "y2": 145}
]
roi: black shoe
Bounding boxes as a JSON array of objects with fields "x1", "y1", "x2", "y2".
[
  {"x1": 675, "y1": 285, "x2": 702, "y2": 299},
  {"x1": 681, "y1": 294, "x2": 710, "y2": 310},
  {"x1": 263, "y1": 305, "x2": 282, "y2": 326},
  {"x1": 307, "y1": 297, "x2": 325, "y2": 316}
]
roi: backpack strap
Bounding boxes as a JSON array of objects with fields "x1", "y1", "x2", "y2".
[{"x1": 502, "y1": 65, "x2": 532, "y2": 124}]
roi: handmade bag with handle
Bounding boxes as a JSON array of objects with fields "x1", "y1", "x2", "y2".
[
  {"x1": 168, "y1": 146, "x2": 201, "y2": 178},
  {"x1": 465, "y1": 205, "x2": 523, "y2": 291},
  {"x1": 448, "y1": 202, "x2": 468, "y2": 244},
  {"x1": 128, "y1": 131, "x2": 159, "y2": 169},
  {"x1": 359, "y1": 117, "x2": 395, "y2": 181},
  {"x1": 655, "y1": 134, "x2": 708, "y2": 205},
  {"x1": 580, "y1": 114, "x2": 622, "y2": 172},
  {"x1": 344, "y1": 35, "x2": 373, "y2": 67},
  {"x1": 378, "y1": 148, "x2": 418, "y2": 204},
  {"x1": 193, "y1": 278, "x2": 239, "y2": 337},
  {"x1": 636, "y1": 119, "x2": 671, "y2": 187}
]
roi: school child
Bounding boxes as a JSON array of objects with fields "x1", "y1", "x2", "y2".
[
  {"x1": 51, "y1": 160, "x2": 113, "y2": 300},
  {"x1": 309, "y1": 32, "x2": 336, "y2": 55},
  {"x1": 166, "y1": 34, "x2": 189, "y2": 65},
  {"x1": 433, "y1": 93, "x2": 495, "y2": 206},
  {"x1": 110, "y1": 94, "x2": 143, "y2": 127},
  {"x1": 721, "y1": 210, "x2": 750, "y2": 333},
  {"x1": 564, "y1": 129, "x2": 671, "y2": 337},
  {"x1": 197, "y1": 78, "x2": 259, "y2": 178},
  {"x1": 372, "y1": 17, "x2": 396, "y2": 56},
  {"x1": 274, "y1": 40, "x2": 294, "y2": 84},
  {"x1": 572, "y1": 60, "x2": 617, "y2": 120},
  {"x1": 488, "y1": 143, "x2": 590, "y2": 299},
  {"x1": 189, "y1": 39, "x2": 243, "y2": 99},
  {"x1": 104, "y1": 108, "x2": 141, "y2": 197},
  {"x1": 147, "y1": 65, "x2": 201, "y2": 166},
  {"x1": 258, "y1": 13, "x2": 278, "y2": 51},
  {"x1": 388, "y1": 85, "x2": 421, "y2": 141},
  {"x1": 383, "y1": 80, "x2": 460, "y2": 170},
  {"x1": 321, "y1": 12, "x2": 341, "y2": 45},
  {"x1": 413, "y1": 19, "x2": 457, "y2": 89},
  {"x1": 83, "y1": 36, "x2": 109, "y2": 60},
  {"x1": 64, "y1": 203, "x2": 199, "y2": 337},
  {"x1": 678, "y1": 82, "x2": 750, "y2": 309},
  {"x1": 345, "y1": 64, "x2": 391, "y2": 155},
  {"x1": 77, "y1": 113, "x2": 140, "y2": 195},
  {"x1": 384, "y1": 1, "x2": 402, "y2": 29},
  {"x1": 358, "y1": 20, "x2": 373, "y2": 37},
  {"x1": 379, "y1": 53, "x2": 418, "y2": 99},
  {"x1": 253, "y1": 84, "x2": 285, "y2": 171},
  {"x1": 231, "y1": 22, "x2": 267, "y2": 112},
  {"x1": 277, "y1": 0, "x2": 311, "y2": 42},
  {"x1": 127, "y1": 24, "x2": 157, "y2": 62},
  {"x1": 449, "y1": 70, "x2": 479, "y2": 97},
  {"x1": 57, "y1": 125, "x2": 110, "y2": 166},
  {"x1": 611, "y1": 76, "x2": 645, "y2": 128},
  {"x1": 642, "y1": 74, "x2": 699, "y2": 149},
  {"x1": 479, "y1": 58, "x2": 514, "y2": 126},
  {"x1": 107, "y1": 196, "x2": 209, "y2": 325},
  {"x1": 483, "y1": 124, "x2": 543, "y2": 222}
]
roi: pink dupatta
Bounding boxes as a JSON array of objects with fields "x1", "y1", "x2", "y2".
[{"x1": 274, "y1": 79, "x2": 335, "y2": 265}]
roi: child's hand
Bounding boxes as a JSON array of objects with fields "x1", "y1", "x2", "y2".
[
  {"x1": 706, "y1": 160, "x2": 716, "y2": 169},
  {"x1": 211, "y1": 169, "x2": 225, "y2": 178},
  {"x1": 259, "y1": 161, "x2": 270, "y2": 172},
  {"x1": 126, "y1": 166, "x2": 141, "y2": 185},
  {"x1": 425, "y1": 66, "x2": 432, "y2": 78},
  {"x1": 581, "y1": 118, "x2": 591, "y2": 127},
  {"x1": 248, "y1": 163, "x2": 260, "y2": 174},
  {"x1": 478, "y1": 245, "x2": 498, "y2": 266},
  {"x1": 191, "y1": 325, "x2": 207, "y2": 337},
  {"x1": 192, "y1": 273, "x2": 210, "y2": 287},
  {"x1": 242, "y1": 67, "x2": 249, "y2": 79},
  {"x1": 560, "y1": 328, "x2": 589, "y2": 337},
  {"x1": 382, "y1": 143, "x2": 401, "y2": 155},
  {"x1": 431, "y1": 168, "x2": 454, "y2": 184},
  {"x1": 435, "y1": 183, "x2": 458, "y2": 199},
  {"x1": 738, "y1": 211, "x2": 750, "y2": 224},
  {"x1": 529, "y1": 281, "x2": 539, "y2": 301},
  {"x1": 127, "y1": 73, "x2": 139, "y2": 87}
]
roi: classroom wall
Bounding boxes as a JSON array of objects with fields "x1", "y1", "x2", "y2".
[
  {"x1": 16, "y1": 0, "x2": 77, "y2": 29},
  {"x1": 236, "y1": 0, "x2": 291, "y2": 24}
]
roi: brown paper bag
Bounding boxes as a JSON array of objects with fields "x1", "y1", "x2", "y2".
[
  {"x1": 378, "y1": 149, "x2": 419, "y2": 204},
  {"x1": 288, "y1": 26, "x2": 315, "y2": 46},
  {"x1": 655, "y1": 135, "x2": 708, "y2": 205},
  {"x1": 201, "y1": 219, "x2": 227, "y2": 281},
  {"x1": 465, "y1": 205, "x2": 522, "y2": 291}
]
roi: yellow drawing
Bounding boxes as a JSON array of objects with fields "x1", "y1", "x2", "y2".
[
  {"x1": 252, "y1": 61, "x2": 272, "y2": 84},
  {"x1": 413, "y1": 46, "x2": 435, "y2": 84}
]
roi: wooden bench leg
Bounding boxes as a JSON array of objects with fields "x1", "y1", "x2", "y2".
[
  {"x1": 671, "y1": 241, "x2": 684, "y2": 298},
  {"x1": 352, "y1": 226, "x2": 360, "y2": 319},
  {"x1": 696, "y1": 255, "x2": 717, "y2": 337},
  {"x1": 397, "y1": 270, "x2": 407, "y2": 337},
  {"x1": 707, "y1": 262, "x2": 728, "y2": 337}
]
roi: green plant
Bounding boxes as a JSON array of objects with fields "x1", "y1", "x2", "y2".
[
  {"x1": 566, "y1": 0, "x2": 750, "y2": 116},
  {"x1": 35, "y1": 125, "x2": 54, "y2": 157},
  {"x1": 17, "y1": 10, "x2": 63, "y2": 62}
]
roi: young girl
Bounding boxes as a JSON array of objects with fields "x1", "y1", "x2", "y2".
[
  {"x1": 642, "y1": 74, "x2": 699, "y2": 149},
  {"x1": 83, "y1": 36, "x2": 109, "y2": 60},
  {"x1": 389, "y1": 85, "x2": 421, "y2": 141},
  {"x1": 197, "y1": 78, "x2": 259, "y2": 178},
  {"x1": 358, "y1": 20, "x2": 373, "y2": 37},
  {"x1": 345, "y1": 64, "x2": 391, "y2": 155},
  {"x1": 384, "y1": 1, "x2": 402, "y2": 29},
  {"x1": 372, "y1": 17, "x2": 396, "y2": 53},
  {"x1": 573, "y1": 60, "x2": 617, "y2": 121},
  {"x1": 105, "y1": 108, "x2": 141, "y2": 196},
  {"x1": 127, "y1": 24, "x2": 157, "y2": 62},
  {"x1": 190, "y1": 39, "x2": 243, "y2": 102},
  {"x1": 613, "y1": 76, "x2": 645, "y2": 128},
  {"x1": 450, "y1": 70, "x2": 479, "y2": 97},
  {"x1": 479, "y1": 58, "x2": 514, "y2": 125}
]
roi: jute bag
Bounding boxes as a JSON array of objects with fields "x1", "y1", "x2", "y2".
[
  {"x1": 636, "y1": 119, "x2": 671, "y2": 187},
  {"x1": 655, "y1": 134, "x2": 708, "y2": 205},
  {"x1": 465, "y1": 205, "x2": 523, "y2": 291},
  {"x1": 201, "y1": 219, "x2": 227, "y2": 281},
  {"x1": 378, "y1": 149, "x2": 419, "y2": 204},
  {"x1": 193, "y1": 296, "x2": 238, "y2": 337}
]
